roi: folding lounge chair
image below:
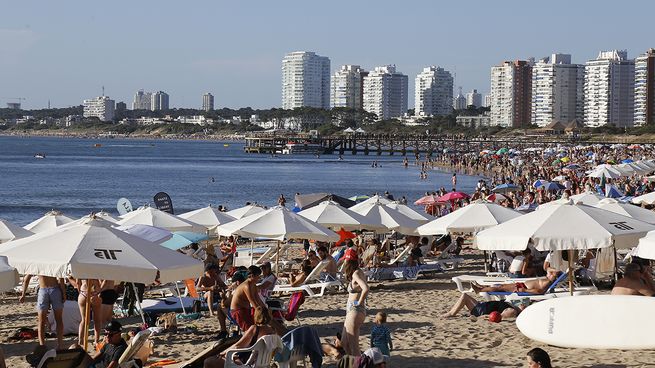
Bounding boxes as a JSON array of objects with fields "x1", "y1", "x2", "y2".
[
  {"x1": 36, "y1": 348, "x2": 89, "y2": 368},
  {"x1": 479, "y1": 271, "x2": 596, "y2": 301},
  {"x1": 451, "y1": 274, "x2": 542, "y2": 293},
  {"x1": 118, "y1": 330, "x2": 153, "y2": 368},
  {"x1": 386, "y1": 246, "x2": 412, "y2": 265},
  {"x1": 224, "y1": 334, "x2": 283, "y2": 368},
  {"x1": 272, "y1": 260, "x2": 341, "y2": 297}
]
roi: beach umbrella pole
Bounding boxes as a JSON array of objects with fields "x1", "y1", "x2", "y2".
[
  {"x1": 82, "y1": 280, "x2": 91, "y2": 351},
  {"x1": 276, "y1": 240, "x2": 281, "y2": 276},
  {"x1": 250, "y1": 239, "x2": 254, "y2": 266},
  {"x1": 568, "y1": 249, "x2": 574, "y2": 296},
  {"x1": 175, "y1": 281, "x2": 187, "y2": 315},
  {"x1": 132, "y1": 283, "x2": 147, "y2": 327}
]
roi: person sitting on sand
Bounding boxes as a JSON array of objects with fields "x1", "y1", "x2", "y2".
[
  {"x1": 442, "y1": 293, "x2": 530, "y2": 319},
  {"x1": 471, "y1": 268, "x2": 562, "y2": 294},
  {"x1": 611, "y1": 262, "x2": 655, "y2": 296},
  {"x1": 230, "y1": 266, "x2": 266, "y2": 331},
  {"x1": 203, "y1": 306, "x2": 276, "y2": 368}
]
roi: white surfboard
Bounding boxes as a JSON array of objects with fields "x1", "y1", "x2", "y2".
[{"x1": 516, "y1": 295, "x2": 655, "y2": 349}]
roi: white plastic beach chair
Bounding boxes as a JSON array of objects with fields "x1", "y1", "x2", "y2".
[
  {"x1": 118, "y1": 329, "x2": 153, "y2": 368},
  {"x1": 451, "y1": 274, "x2": 541, "y2": 293},
  {"x1": 272, "y1": 260, "x2": 341, "y2": 297},
  {"x1": 386, "y1": 246, "x2": 412, "y2": 265},
  {"x1": 225, "y1": 334, "x2": 283, "y2": 368}
]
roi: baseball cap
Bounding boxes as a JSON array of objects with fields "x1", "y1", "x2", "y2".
[
  {"x1": 363, "y1": 347, "x2": 388, "y2": 365},
  {"x1": 104, "y1": 320, "x2": 122, "y2": 333}
]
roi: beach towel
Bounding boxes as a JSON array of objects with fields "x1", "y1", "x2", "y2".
[
  {"x1": 595, "y1": 247, "x2": 616, "y2": 275},
  {"x1": 185, "y1": 279, "x2": 199, "y2": 299},
  {"x1": 284, "y1": 292, "x2": 305, "y2": 321}
]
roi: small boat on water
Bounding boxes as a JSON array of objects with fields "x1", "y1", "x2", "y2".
[
  {"x1": 34, "y1": 153, "x2": 46, "y2": 159},
  {"x1": 223, "y1": 144, "x2": 230, "y2": 147},
  {"x1": 282, "y1": 141, "x2": 325, "y2": 155},
  {"x1": 94, "y1": 143, "x2": 102, "y2": 147}
]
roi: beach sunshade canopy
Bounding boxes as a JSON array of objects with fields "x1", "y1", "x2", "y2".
[
  {"x1": 594, "y1": 198, "x2": 655, "y2": 225},
  {"x1": 226, "y1": 204, "x2": 267, "y2": 220},
  {"x1": 414, "y1": 195, "x2": 441, "y2": 206},
  {"x1": 216, "y1": 206, "x2": 339, "y2": 242},
  {"x1": 294, "y1": 193, "x2": 355, "y2": 210},
  {"x1": 632, "y1": 191, "x2": 655, "y2": 205},
  {"x1": 0, "y1": 218, "x2": 34, "y2": 244},
  {"x1": 0, "y1": 218, "x2": 203, "y2": 284},
  {"x1": 486, "y1": 193, "x2": 508, "y2": 204},
  {"x1": 349, "y1": 195, "x2": 392, "y2": 212},
  {"x1": 540, "y1": 182, "x2": 565, "y2": 191},
  {"x1": 348, "y1": 195, "x2": 370, "y2": 203},
  {"x1": 178, "y1": 206, "x2": 235, "y2": 230},
  {"x1": 475, "y1": 201, "x2": 655, "y2": 251},
  {"x1": 569, "y1": 191, "x2": 605, "y2": 206},
  {"x1": 634, "y1": 231, "x2": 655, "y2": 260},
  {"x1": 385, "y1": 203, "x2": 432, "y2": 223},
  {"x1": 0, "y1": 256, "x2": 19, "y2": 292},
  {"x1": 86, "y1": 211, "x2": 119, "y2": 224},
  {"x1": 115, "y1": 224, "x2": 174, "y2": 243},
  {"x1": 350, "y1": 201, "x2": 421, "y2": 235},
  {"x1": 587, "y1": 165, "x2": 622, "y2": 179},
  {"x1": 437, "y1": 192, "x2": 470, "y2": 202},
  {"x1": 24, "y1": 210, "x2": 75, "y2": 233},
  {"x1": 417, "y1": 201, "x2": 522, "y2": 235},
  {"x1": 117, "y1": 206, "x2": 206, "y2": 233},
  {"x1": 533, "y1": 179, "x2": 549, "y2": 189},
  {"x1": 298, "y1": 200, "x2": 379, "y2": 231},
  {"x1": 492, "y1": 183, "x2": 519, "y2": 194}
]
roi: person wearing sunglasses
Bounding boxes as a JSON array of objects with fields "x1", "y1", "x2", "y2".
[{"x1": 91, "y1": 320, "x2": 127, "y2": 368}]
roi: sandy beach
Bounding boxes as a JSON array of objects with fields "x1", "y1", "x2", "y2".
[{"x1": 2, "y1": 251, "x2": 654, "y2": 368}]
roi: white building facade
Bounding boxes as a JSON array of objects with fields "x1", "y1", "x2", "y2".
[
  {"x1": 490, "y1": 60, "x2": 533, "y2": 127},
  {"x1": 466, "y1": 89, "x2": 483, "y2": 108},
  {"x1": 363, "y1": 65, "x2": 408, "y2": 120},
  {"x1": 331, "y1": 65, "x2": 366, "y2": 109},
  {"x1": 453, "y1": 92, "x2": 467, "y2": 110},
  {"x1": 282, "y1": 51, "x2": 330, "y2": 110},
  {"x1": 635, "y1": 49, "x2": 655, "y2": 126},
  {"x1": 132, "y1": 90, "x2": 152, "y2": 110},
  {"x1": 151, "y1": 91, "x2": 170, "y2": 111},
  {"x1": 531, "y1": 53, "x2": 584, "y2": 127},
  {"x1": 584, "y1": 50, "x2": 635, "y2": 127},
  {"x1": 414, "y1": 66, "x2": 453, "y2": 116},
  {"x1": 202, "y1": 93, "x2": 214, "y2": 111},
  {"x1": 83, "y1": 96, "x2": 115, "y2": 122}
]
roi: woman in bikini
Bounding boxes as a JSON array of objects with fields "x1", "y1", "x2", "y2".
[
  {"x1": 341, "y1": 248, "x2": 369, "y2": 355},
  {"x1": 70, "y1": 278, "x2": 103, "y2": 346},
  {"x1": 203, "y1": 306, "x2": 275, "y2": 368}
]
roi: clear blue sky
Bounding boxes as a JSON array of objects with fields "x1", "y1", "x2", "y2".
[{"x1": 1, "y1": 0, "x2": 653, "y2": 110}]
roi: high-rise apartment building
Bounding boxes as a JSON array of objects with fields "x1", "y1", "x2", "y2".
[
  {"x1": 331, "y1": 65, "x2": 367, "y2": 109},
  {"x1": 203, "y1": 93, "x2": 215, "y2": 111},
  {"x1": 281, "y1": 51, "x2": 330, "y2": 110},
  {"x1": 453, "y1": 90, "x2": 467, "y2": 110},
  {"x1": 531, "y1": 53, "x2": 584, "y2": 127},
  {"x1": 83, "y1": 96, "x2": 115, "y2": 122},
  {"x1": 484, "y1": 94, "x2": 492, "y2": 107},
  {"x1": 490, "y1": 60, "x2": 533, "y2": 127},
  {"x1": 151, "y1": 91, "x2": 169, "y2": 111},
  {"x1": 132, "y1": 90, "x2": 152, "y2": 110},
  {"x1": 584, "y1": 50, "x2": 635, "y2": 127},
  {"x1": 466, "y1": 89, "x2": 483, "y2": 108},
  {"x1": 635, "y1": 48, "x2": 655, "y2": 126},
  {"x1": 363, "y1": 65, "x2": 408, "y2": 120},
  {"x1": 415, "y1": 66, "x2": 453, "y2": 116}
]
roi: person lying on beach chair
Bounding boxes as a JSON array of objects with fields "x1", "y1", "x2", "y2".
[
  {"x1": 471, "y1": 268, "x2": 562, "y2": 295},
  {"x1": 442, "y1": 293, "x2": 531, "y2": 319},
  {"x1": 611, "y1": 262, "x2": 655, "y2": 296}
]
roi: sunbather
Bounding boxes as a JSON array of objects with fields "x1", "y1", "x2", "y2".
[
  {"x1": 611, "y1": 262, "x2": 655, "y2": 296},
  {"x1": 442, "y1": 293, "x2": 530, "y2": 318},
  {"x1": 318, "y1": 246, "x2": 337, "y2": 278},
  {"x1": 203, "y1": 306, "x2": 276, "y2": 368},
  {"x1": 471, "y1": 268, "x2": 562, "y2": 294},
  {"x1": 230, "y1": 266, "x2": 266, "y2": 331}
]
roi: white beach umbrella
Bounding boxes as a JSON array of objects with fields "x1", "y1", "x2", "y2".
[
  {"x1": 216, "y1": 206, "x2": 339, "y2": 242},
  {"x1": 88, "y1": 210, "x2": 119, "y2": 223},
  {"x1": 475, "y1": 201, "x2": 655, "y2": 251},
  {"x1": 0, "y1": 256, "x2": 19, "y2": 292},
  {"x1": 226, "y1": 204, "x2": 266, "y2": 220},
  {"x1": 0, "y1": 218, "x2": 203, "y2": 284},
  {"x1": 594, "y1": 198, "x2": 655, "y2": 225},
  {"x1": 117, "y1": 205, "x2": 206, "y2": 233},
  {"x1": 350, "y1": 201, "x2": 421, "y2": 235},
  {"x1": 417, "y1": 201, "x2": 522, "y2": 235},
  {"x1": 114, "y1": 224, "x2": 174, "y2": 244},
  {"x1": 0, "y1": 218, "x2": 33, "y2": 244},
  {"x1": 637, "y1": 160, "x2": 655, "y2": 171},
  {"x1": 586, "y1": 165, "x2": 621, "y2": 179},
  {"x1": 632, "y1": 191, "x2": 655, "y2": 205},
  {"x1": 634, "y1": 231, "x2": 655, "y2": 260},
  {"x1": 297, "y1": 200, "x2": 382, "y2": 231},
  {"x1": 385, "y1": 203, "x2": 433, "y2": 223},
  {"x1": 24, "y1": 210, "x2": 75, "y2": 233},
  {"x1": 629, "y1": 161, "x2": 653, "y2": 174},
  {"x1": 568, "y1": 191, "x2": 606, "y2": 206},
  {"x1": 349, "y1": 194, "x2": 392, "y2": 212},
  {"x1": 614, "y1": 163, "x2": 638, "y2": 176},
  {"x1": 178, "y1": 205, "x2": 235, "y2": 231}
]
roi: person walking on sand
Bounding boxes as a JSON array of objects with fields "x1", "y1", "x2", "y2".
[
  {"x1": 341, "y1": 248, "x2": 369, "y2": 355},
  {"x1": 19, "y1": 275, "x2": 66, "y2": 349},
  {"x1": 370, "y1": 312, "x2": 393, "y2": 356}
]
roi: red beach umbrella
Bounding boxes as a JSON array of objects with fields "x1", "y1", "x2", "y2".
[
  {"x1": 438, "y1": 192, "x2": 470, "y2": 202},
  {"x1": 414, "y1": 195, "x2": 440, "y2": 205}
]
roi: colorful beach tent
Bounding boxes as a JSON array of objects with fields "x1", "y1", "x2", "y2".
[
  {"x1": 417, "y1": 201, "x2": 521, "y2": 235},
  {"x1": 24, "y1": 210, "x2": 74, "y2": 233},
  {"x1": 0, "y1": 218, "x2": 33, "y2": 244},
  {"x1": 475, "y1": 201, "x2": 655, "y2": 251}
]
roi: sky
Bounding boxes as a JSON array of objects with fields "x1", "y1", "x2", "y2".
[{"x1": 1, "y1": 0, "x2": 654, "y2": 110}]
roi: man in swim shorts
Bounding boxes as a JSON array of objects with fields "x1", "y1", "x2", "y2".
[
  {"x1": 19, "y1": 275, "x2": 66, "y2": 348},
  {"x1": 230, "y1": 266, "x2": 266, "y2": 331}
]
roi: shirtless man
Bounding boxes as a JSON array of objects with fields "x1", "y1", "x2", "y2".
[
  {"x1": 317, "y1": 246, "x2": 337, "y2": 278},
  {"x1": 19, "y1": 275, "x2": 65, "y2": 348},
  {"x1": 230, "y1": 266, "x2": 265, "y2": 331},
  {"x1": 197, "y1": 264, "x2": 228, "y2": 335},
  {"x1": 611, "y1": 263, "x2": 655, "y2": 296},
  {"x1": 472, "y1": 268, "x2": 562, "y2": 294}
]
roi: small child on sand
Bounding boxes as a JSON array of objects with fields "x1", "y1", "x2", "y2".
[{"x1": 370, "y1": 312, "x2": 393, "y2": 356}]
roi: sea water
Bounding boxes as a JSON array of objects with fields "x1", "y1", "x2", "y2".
[{"x1": 0, "y1": 136, "x2": 482, "y2": 225}]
